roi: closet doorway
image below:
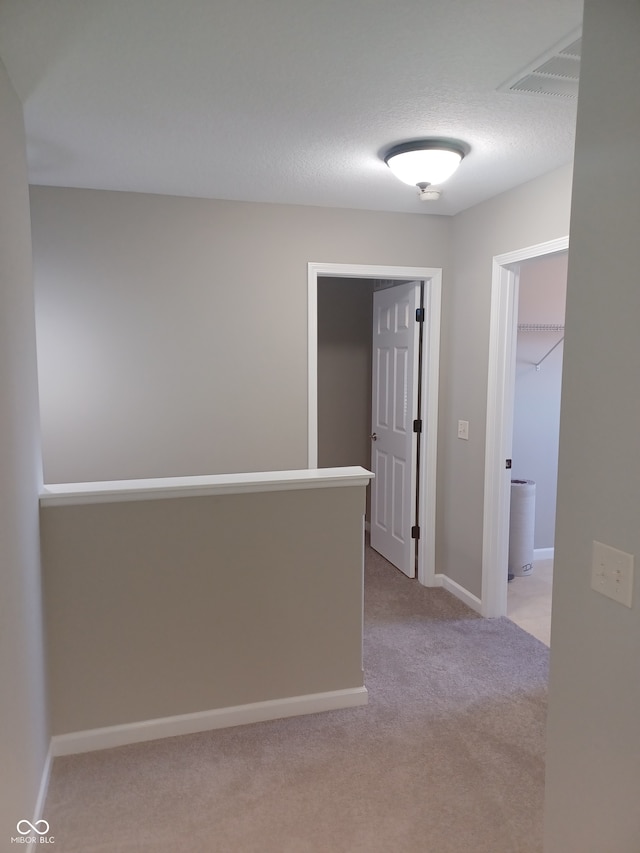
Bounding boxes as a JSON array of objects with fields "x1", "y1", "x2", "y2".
[
  {"x1": 482, "y1": 237, "x2": 568, "y2": 628},
  {"x1": 506, "y1": 252, "x2": 568, "y2": 645}
]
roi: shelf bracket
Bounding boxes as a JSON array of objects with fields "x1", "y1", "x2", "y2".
[{"x1": 535, "y1": 335, "x2": 564, "y2": 371}]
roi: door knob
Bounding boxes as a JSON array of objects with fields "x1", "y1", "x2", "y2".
[{"x1": 370, "y1": 433, "x2": 378, "y2": 441}]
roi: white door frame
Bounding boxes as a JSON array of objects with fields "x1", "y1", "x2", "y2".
[
  {"x1": 308, "y1": 262, "x2": 442, "y2": 587},
  {"x1": 481, "y1": 237, "x2": 568, "y2": 617}
]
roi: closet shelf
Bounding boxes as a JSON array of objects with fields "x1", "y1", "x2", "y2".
[
  {"x1": 517, "y1": 323, "x2": 565, "y2": 370},
  {"x1": 517, "y1": 323, "x2": 565, "y2": 332}
]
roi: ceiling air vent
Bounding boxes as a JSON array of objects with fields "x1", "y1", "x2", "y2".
[{"x1": 499, "y1": 32, "x2": 581, "y2": 99}]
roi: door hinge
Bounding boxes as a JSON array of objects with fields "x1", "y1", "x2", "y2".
[
  {"x1": 415, "y1": 307, "x2": 425, "y2": 322},
  {"x1": 411, "y1": 525, "x2": 420, "y2": 540},
  {"x1": 506, "y1": 459, "x2": 512, "y2": 469},
  {"x1": 413, "y1": 419, "x2": 422, "y2": 433}
]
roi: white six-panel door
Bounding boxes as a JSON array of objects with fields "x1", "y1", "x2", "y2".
[{"x1": 370, "y1": 282, "x2": 420, "y2": 577}]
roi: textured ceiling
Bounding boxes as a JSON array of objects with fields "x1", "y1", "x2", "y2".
[{"x1": 0, "y1": 0, "x2": 583, "y2": 215}]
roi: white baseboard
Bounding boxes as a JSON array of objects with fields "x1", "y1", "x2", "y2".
[
  {"x1": 51, "y1": 686, "x2": 368, "y2": 757},
  {"x1": 534, "y1": 547, "x2": 554, "y2": 561},
  {"x1": 34, "y1": 744, "x2": 53, "y2": 816},
  {"x1": 24, "y1": 746, "x2": 53, "y2": 852},
  {"x1": 434, "y1": 573, "x2": 483, "y2": 615}
]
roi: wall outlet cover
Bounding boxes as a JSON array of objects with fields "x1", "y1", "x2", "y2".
[{"x1": 591, "y1": 540, "x2": 634, "y2": 608}]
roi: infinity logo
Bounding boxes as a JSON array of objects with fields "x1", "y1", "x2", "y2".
[{"x1": 16, "y1": 819, "x2": 50, "y2": 835}]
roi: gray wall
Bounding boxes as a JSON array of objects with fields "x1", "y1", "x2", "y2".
[
  {"x1": 512, "y1": 253, "x2": 567, "y2": 549},
  {"x1": 544, "y1": 2, "x2": 640, "y2": 850},
  {"x1": 41, "y1": 485, "x2": 367, "y2": 735},
  {"x1": 443, "y1": 165, "x2": 573, "y2": 598},
  {"x1": 30, "y1": 174, "x2": 574, "y2": 605},
  {"x1": 30, "y1": 188, "x2": 450, "y2": 484},
  {"x1": 0, "y1": 60, "x2": 49, "y2": 839}
]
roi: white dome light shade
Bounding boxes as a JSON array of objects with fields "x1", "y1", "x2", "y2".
[{"x1": 385, "y1": 141, "x2": 465, "y2": 187}]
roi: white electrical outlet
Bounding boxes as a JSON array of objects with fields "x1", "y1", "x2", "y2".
[
  {"x1": 591, "y1": 540, "x2": 634, "y2": 608},
  {"x1": 457, "y1": 420, "x2": 469, "y2": 440}
]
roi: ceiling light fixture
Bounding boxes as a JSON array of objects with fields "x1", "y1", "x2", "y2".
[{"x1": 384, "y1": 139, "x2": 467, "y2": 201}]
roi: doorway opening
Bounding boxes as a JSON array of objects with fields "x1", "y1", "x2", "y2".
[
  {"x1": 482, "y1": 237, "x2": 569, "y2": 620},
  {"x1": 307, "y1": 263, "x2": 441, "y2": 587}
]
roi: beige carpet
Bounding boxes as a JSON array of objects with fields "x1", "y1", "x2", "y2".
[{"x1": 44, "y1": 547, "x2": 549, "y2": 852}]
